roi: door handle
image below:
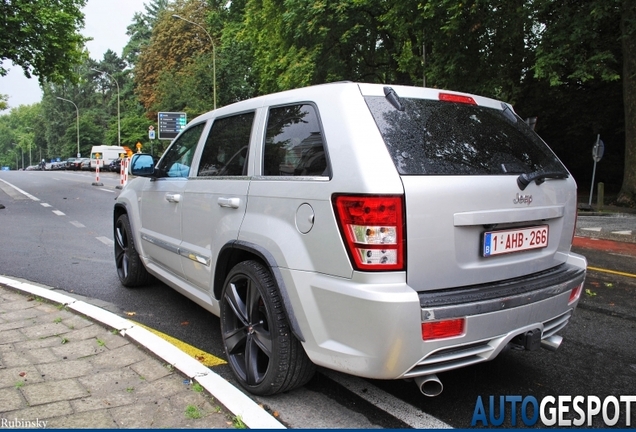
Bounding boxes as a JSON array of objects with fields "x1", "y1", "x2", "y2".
[
  {"x1": 218, "y1": 197, "x2": 240, "y2": 208},
  {"x1": 165, "y1": 193, "x2": 181, "y2": 203}
]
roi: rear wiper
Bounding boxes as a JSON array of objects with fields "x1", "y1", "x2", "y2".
[{"x1": 517, "y1": 170, "x2": 569, "y2": 190}]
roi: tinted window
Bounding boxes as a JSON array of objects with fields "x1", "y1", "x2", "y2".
[
  {"x1": 365, "y1": 96, "x2": 567, "y2": 176},
  {"x1": 198, "y1": 112, "x2": 254, "y2": 177},
  {"x1": 263, "y1": 104, "x2": 329, "y2": 177},
  {"x1": 157, "y1": 123, "x2": 205, "y2": 178}
]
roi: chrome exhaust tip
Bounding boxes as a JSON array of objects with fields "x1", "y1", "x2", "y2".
[
  {"x1": 541, "y1": 335, "x2": 563, "y2": 352},
  {"x1": 414, "y1": 374, "x2": 443, "y2": 397}
]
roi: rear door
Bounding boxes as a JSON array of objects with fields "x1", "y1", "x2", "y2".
[
  {"x1": 363, "y1": 87, "x2": 576, "y2": 291},
  {"x1": 179, "y1": 111, "x2": 257, "y2": 297}
]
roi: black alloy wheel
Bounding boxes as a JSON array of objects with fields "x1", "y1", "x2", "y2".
[
  {"x1": 114, "y1": 213, "x2": 151, "y2": 287},
  {"x1": 220, "y1": 260, "x2": 315, "y2": 395}
]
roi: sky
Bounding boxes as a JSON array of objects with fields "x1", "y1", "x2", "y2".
[{"x1": 0, "y1": 0, "x2": 148, "y2": 109}]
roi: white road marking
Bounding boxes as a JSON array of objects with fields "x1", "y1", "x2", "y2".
[
  {"x1": 96, "y1": 188, "x2": 115, "y2": 193},
  {"x1": 41, "y1": 203, "x2": 52, "y2": 208},
  {"x1": 321, "y1": 369, "x2": 452, "y2": 429},
  {"x1": 52, "y1": 210, "x2": 65, "y2": 216},
  {"x1": 0, "y1": 178, "x2": 40, "y2": 201},
  {"x1": 581, "y1": 227, "x2": 602, "y2": 232},
  {"x1": 612, "y1": 230, "x2": 633, "y2": 235},
  {"x1": 70, "y1": 221, "x2": 86, "y2": 228},
  {"x1": 96, "y1": 236, "x2": 114, "y2": 246}
]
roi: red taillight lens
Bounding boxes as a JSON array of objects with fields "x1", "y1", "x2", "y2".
[
  {"x1": 439, "y1": 92, "x2": 477, "y2": 105},
  {"x1": 333, "y1": 195, "x2": 405, "y2": 271},
  {"x1": 569, "y1": 284, "x2": 583, "y2": 304},
  {"x1": 422, "y1": 318, "x2": 465, "y2": 340}
]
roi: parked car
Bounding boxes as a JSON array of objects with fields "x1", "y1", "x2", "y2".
[
  {"x1": 113, "y1": 82, "x2": 587, "y2": 397},
  {"x1": 50, "y1": 161, "x2": 65, "y2": 170},
  {"x1": 64, "y1": 158, "x2": 78, "y2": 169},
  {"x1": 69, "y1": 158, "x2": 89, "y2": 170},
  {"x1": 80, "y1": 158, "x2": 92, "y2": 171},
  {"x1": 108, "y1": 158, "x2": 123, "y2": 173}
]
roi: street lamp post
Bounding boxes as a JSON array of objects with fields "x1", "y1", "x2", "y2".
[
  {"x1": 172, "y1": 14, "x2": 216, "y2": 110},
  {"x1": 91, "y1": 68, "x2": 121, "y2": 146},
  {"x1": 56, "y1": 97, "x2": 80, "y2": 157},
  {"x1": 11, "y1": 143, "x2": 19, "y2": 170}
]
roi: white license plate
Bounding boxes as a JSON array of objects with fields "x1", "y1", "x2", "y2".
[{"x1": 483, "y1": 225, "x2": 549, "y2": 257}]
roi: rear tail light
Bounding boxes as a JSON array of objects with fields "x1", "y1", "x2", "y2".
[
  {"x1": 333, "y1": 195, "x2": 405, "y2": 271},
  {"x1": 569, "y1": 284, "x2": 583, "y2": 304},
  {"x1": 439, "y1": 92, "x2": 477, "y2": 105},
  {"x1": 422, "y1": 318, "x2": 465, "y2": 340}
]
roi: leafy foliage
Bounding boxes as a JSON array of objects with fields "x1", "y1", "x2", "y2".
[
  {"x1": 1, "y1": 0, "x2": 634, "y2": 205},
  {"x1": 123, "y1": 0, "x2": 170, "y2": 67},
  {"x1": 0, "y1": 0, "x2": 88, "y2": 84}
]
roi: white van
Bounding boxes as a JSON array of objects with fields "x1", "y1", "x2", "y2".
[{"x1": 90, "y1": 145, "x2": 128, "y2": 169}]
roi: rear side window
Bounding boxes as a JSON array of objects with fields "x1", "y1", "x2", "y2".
[
  {"x1": 198, "y1": 112, "x2": 255, "y2": 177},
  {"x1": 365, "y1": 96, "x2": 568, "y2": 176},
  {"x1": 263, "y1": 104, "x2": 330, "y2": 177}
]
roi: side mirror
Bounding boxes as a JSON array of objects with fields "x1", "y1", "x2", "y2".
[{"x1": 130, "y1": 154, "x2": 155, "y2": 177}]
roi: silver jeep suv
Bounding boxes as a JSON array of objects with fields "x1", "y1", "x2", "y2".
[{"x1": 114, "y1": 82, "x2": 586, "y2": 396}]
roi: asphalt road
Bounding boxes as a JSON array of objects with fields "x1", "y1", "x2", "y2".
[{"x1": 1, "y1": 169, "x2": 635, "y2": 428}]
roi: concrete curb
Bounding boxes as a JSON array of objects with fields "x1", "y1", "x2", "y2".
[{"x1": 0, "y1": 275, "x2": 286, "y2": 429}]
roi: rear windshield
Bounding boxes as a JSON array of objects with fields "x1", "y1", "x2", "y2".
[{"x1": 365, "y1": 96, "x2": 568, "y2": 176}]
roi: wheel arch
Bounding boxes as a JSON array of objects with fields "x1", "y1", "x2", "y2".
[
  {"x1": 214, "y1": 240, "x2": 305, "y2": 342},
  {"x1": 113, "y1": 202, "x2": 127, "y2": 226}
]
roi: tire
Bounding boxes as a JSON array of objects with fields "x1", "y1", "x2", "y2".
[
  {"x1": 114, "y1": 213, "x2": 152, "y2": 287},
  {"x1": 220, "y1": 260, "x2": 315, "y2": 395}
]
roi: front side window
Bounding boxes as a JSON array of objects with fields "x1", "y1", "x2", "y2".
[
  {"x1": 157, "y1": 123, "x2": 205, "y2": 178},
  {"x1": 197, "y1": 112, "x2": 255, "y2": 177},
  {"x1": 263, "y1": 104, "x2": 329, "y2": 177}
]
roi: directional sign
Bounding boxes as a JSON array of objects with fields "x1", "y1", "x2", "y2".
[{"x1": 158, "y1": 112, "x2": 187, "y2": 140}]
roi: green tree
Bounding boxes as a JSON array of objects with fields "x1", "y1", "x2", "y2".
[
  {"x1": 0, "y1": 0, "x2": 88, "y2": 84},
  {"x1": 135, "y1": 0, "x2": 212, "y2": 112},
  {"x1": 91, "y1": 50, "x2": 128, "y2": 145},
  {"x1": 0, "y1": 103, "x2": 45, "y2": 168},
  {"x1": 123, "y1": 0, "x2": 170, "y2": 67},
  {"x1": 531, "y1": 0, "x2": 635, "y2": 206},
  {"x1": 238, "y1": 0, "x2": 395, "y2": 93}
]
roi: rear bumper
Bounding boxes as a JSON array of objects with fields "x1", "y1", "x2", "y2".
[{"x1": 282, "y1": 252, "x2": 586, "y2": 380}]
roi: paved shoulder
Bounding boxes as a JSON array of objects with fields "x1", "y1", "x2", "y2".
[
  {"x1": 0, "y1": 276, "x2": 284, "y2": 429},
  {"x1": 576, "y1": 213, "x2": 636, "y2": 244}
]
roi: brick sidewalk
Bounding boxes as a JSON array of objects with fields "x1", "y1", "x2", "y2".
[{"x1": 0, "y1": 286, "x2": 233, "y2": 428}]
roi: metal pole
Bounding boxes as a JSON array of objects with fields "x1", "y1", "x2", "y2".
[
  {"x1": 588, "y1": 134, "x2": 600, "y2": 206},
  {"x1": 172, "y1": 14, "x2": 216, "y2": 109},
  {"x1": 56, "y1": 97, "x2": 80, "y2": 157},
  {"x1": 422, "y1": 32, "x2": 426, "y2": 87},
  {"x1": 91, "y1": 68, "x2": 121, "y2": 145},
  {"x1": 11, "y1": 143, "x2": 18, "y2": 170}
]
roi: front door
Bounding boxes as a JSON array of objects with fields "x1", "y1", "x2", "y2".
[{"x1": 138, "y1": 122, "x2": 206, "y2": 277}]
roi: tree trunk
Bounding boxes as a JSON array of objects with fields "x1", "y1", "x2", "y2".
[{"x1": 617, "y1": 0, "x2": 636, "y2": 207}]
